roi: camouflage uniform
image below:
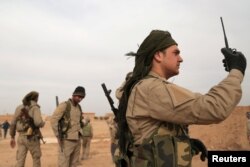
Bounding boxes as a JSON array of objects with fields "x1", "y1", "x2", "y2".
[
  {"x1": 50, "y1": 99, "x2": 83, "y2": 167},
  {"x1": 9, "y1": 91, "x2": 45, "y2": 167},
  {"x1": 81, "y1": 117, "x2": 93, "y2": 160}
]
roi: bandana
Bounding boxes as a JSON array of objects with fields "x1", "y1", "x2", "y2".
[{"x1": 126, "y1": 30, "x2": 177, "y2": 77}]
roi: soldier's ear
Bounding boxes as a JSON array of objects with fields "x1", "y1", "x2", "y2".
[{"x1": 154, "y1": 51, "x2": 163, "y2": 63}]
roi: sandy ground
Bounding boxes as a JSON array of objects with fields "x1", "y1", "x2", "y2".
[{"x1": 0, "y1": 106, "x2": 250, "y2": 167}]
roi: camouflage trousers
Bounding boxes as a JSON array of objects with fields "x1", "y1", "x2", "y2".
[
  {"x1": 58, "y1": 139, "x2": 81, "y2": 167},
  {"x1": 16, "y1": 135, "x2": 41, "y2": 167},
  {"x1": 130, "y1": 135, "x2": 192, "y2": 167},
  {"x1": 81, "y1": 136, "x2": 91, "y2": 159}
]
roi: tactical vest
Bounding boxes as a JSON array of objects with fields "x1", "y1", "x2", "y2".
[
  {"x1": 116, "y1": 123, "x2": 192, "y2": 167},
  {"x1": 59, "y1": 100, "x2": 83, "y2": 138}
]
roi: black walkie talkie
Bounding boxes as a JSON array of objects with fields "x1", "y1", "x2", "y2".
[
  {"x1": 220, "y1": 17, "x2": 237, "y2": 52},
  {"x1": 220, "y1": 17, "x2": 229, "y2": 49},
  {"x1": 220, "y1": 17, "x2": 237, "y2": 71}
]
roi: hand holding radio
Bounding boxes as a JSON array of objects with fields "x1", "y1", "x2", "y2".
[
  {"x1": 220, "y1": 17, "x2": 247, "y2": 75},
  {"x1": 221, "y1": 48, "x2": 246, "y2": 75}
]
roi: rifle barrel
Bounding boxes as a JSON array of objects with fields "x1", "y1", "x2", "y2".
[{"x1": 56, "y1": 96, "x2": 59, "y2": 106}]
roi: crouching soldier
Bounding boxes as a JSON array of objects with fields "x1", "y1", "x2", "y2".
[{"x1": 9, "y1": 91, "x2": 45, "y2": 167}]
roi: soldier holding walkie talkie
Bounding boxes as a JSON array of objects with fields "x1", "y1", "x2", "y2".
[{"x1": 112, "y1": 18, "x2": 247, "y2": 167}]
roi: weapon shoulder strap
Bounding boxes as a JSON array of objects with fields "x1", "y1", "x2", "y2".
[{"x1": 63, "y1": 100, "x2": 84, "y2": 128}]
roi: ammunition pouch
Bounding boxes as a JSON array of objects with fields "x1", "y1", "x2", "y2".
[
  {"x1": 129, "y1": 123, "x2": 192, "y2": 167},
  {"x1": 131, "y1": 134, "x2": 192, "y2": 167}
]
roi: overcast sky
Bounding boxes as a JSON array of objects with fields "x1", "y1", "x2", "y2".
[{"x1": 0, "y1": 0, "x2": 249, "y2": 116}]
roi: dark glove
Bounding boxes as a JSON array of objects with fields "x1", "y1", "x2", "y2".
[
  {"x1": 221, "y1": 48, "x2": 247, "y2": 75},
  {"x1": 190, "y1": 138, "x2": 208, "y2": 161}
]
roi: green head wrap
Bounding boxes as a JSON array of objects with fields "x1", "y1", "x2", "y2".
[
  {"x1": 22, "y1": 91, "x2": 39, "y2": 106},
  {"x1": 137, "y1": 30, "x2": 177, "y2": 65},
  {"x1": 127, "y1": 30, "x2": 177, "y2": 78}
]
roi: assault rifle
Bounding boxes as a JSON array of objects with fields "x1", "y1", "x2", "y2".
[
  {"x1": 56, "y1": 96, "x2": 64, "y2": 152},
  {"x1": 101, "y1": 83, "x2": 118, "y2": 121},
  {"x1": 20, "y1": 107, "x2": 46, "y2": 144}
]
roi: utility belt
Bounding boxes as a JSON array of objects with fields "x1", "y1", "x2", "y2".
[{"x1": 130, "y1": 123, "x2": 192, "y2": 167}]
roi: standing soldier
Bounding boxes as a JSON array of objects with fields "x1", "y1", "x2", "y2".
[
  {"x1": 117, "y1": 30, "x2": 247, "y2": 167},
  {"x1": 50, "y1": 86, "x2": 85, "y2": 167},
  {"x1": 81, "y1": 116, "x2": 93, "y2": 160},
  {"x1": 2, "y1": 120, "x2": 10, "y2": 139},
  {"x1": 106, "y1": 115, "x2": 118, "y2": 163},
  {"x1": 105, "y1": 71, "x2": 132, "y2": 166},
  {"x1": 0, "y1": 121, "x2": 2, "y2": 139},
  {"x1": 115, "y1": 72, "x2": 132, "y2": 100},
  {"x1": 9, "y1": 91, "x2": 45, "y2": 167}
]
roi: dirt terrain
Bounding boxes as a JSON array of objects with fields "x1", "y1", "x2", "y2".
[{"x1": 0, "y1": 106, "x2": 249, "y2": 167}]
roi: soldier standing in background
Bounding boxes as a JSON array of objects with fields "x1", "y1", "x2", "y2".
[
  {"x1": 9, "y1": 91, "x2": 45, "y2": 167},
  {"x1": 50, "y1": 86, "x2": 85, "y2": 167},
  {"x1": 106, "y1": 115, "x2": 118, "y2": 163},
  {"x1": 0, "y1": 121, "x2": 2, "y2": 139},
  {"x1": 102, "y1": 72, "x2": 133, "y2": 164},
  {"x1": 115, "y1": 72, "x2": 133, "y2": 100},
  {"x1": 117, "y1": 30, "x2": 247, "y2": 167},
  {"x1": 81, "y1": 116, "x2": 93, "y2": 160},
  {"x1": 2, "y1": 120, "x2": 10, "y2": 139}
]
